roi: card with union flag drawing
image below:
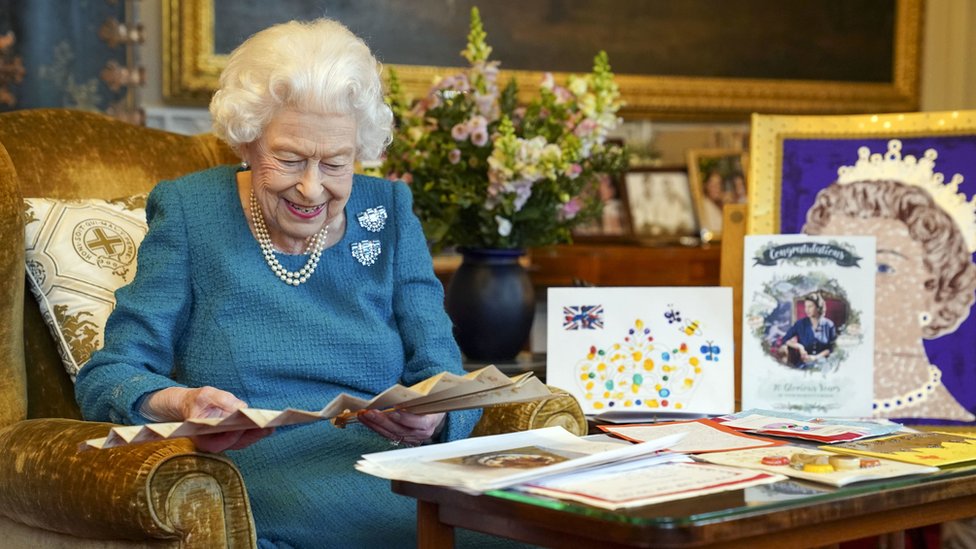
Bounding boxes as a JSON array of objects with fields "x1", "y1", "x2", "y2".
[{"x1": 547, "y1": 287, "x2": 734, "y2": 417}]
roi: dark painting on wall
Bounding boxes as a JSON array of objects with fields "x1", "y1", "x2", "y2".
[
  {"x1": 213, "y1": 0, "x2": 896, "y2": 82},
  {"x1": 166, "y1": 0, "x2": 920, "y2": 116}
]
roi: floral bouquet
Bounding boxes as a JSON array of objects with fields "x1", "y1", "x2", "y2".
[{"x1": 382, "y1": 7, "x2": 627, "y2": 252}]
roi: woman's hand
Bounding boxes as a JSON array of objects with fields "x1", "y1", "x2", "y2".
[
  {"x1": 357, "y1": 409, "x2": 446, "y2": 447},
  {"x1": 144, "y1": 386, "x2": 274, "y2": 453}
]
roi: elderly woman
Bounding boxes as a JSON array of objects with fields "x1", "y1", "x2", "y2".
[
  {"x1": 75, "y1": 19, "x2": 482, "y2": 547},
  {"x1": 805, "y1": 177, "x2": 976, "y2": 422},
  {"x1": 777, "y1": 293, "x2": 835, "y2": 367}
]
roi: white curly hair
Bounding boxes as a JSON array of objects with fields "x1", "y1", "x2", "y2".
[{"x1": 209, "y1": 18, "x2": 393, "y2": 161}]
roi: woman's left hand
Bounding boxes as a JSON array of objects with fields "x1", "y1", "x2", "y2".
[{"x1": 357, "y1": 409, "x2": 446, "y2": 447}]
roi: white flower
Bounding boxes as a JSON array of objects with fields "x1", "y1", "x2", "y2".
[{"x1": 495, "y1": 215, "x2": 512, "y2": 236}]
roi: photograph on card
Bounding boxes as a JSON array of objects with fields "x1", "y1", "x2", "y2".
[
  {"x1": 439, "y1": 445, "x2": 588, "y2": 470},
  {"x1": 547, "y1": 287, "x2": 734, "y2": 417},
  {"x1": 741, "y1": 235, "x2": 876, "y2": 417}
]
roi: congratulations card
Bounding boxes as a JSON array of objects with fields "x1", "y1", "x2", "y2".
[
  {"x1": 547, "y1": 287, "x2": 734, "y2": 416},
  {"x1": 741, "y1": 235, "x2": 876, "y2": 416}
]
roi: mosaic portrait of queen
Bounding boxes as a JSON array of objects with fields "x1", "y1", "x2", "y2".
[{"x1": 780, "y1": 137, "x2": 976, "y2": 423}]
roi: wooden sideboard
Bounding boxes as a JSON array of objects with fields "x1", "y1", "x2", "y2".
[
  {"x1": 528, "y1": 243, "x2": 720, "y2": 288},
  {"x1": 434, "y1": 244, "x2": 721, "y2": 289}
]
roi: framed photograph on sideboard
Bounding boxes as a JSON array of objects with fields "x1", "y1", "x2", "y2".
[
  {"x1": 623, "y1": 168, "x2": 698, "y2": 245},
  {"x1": 687, "y1": 149, "x2": 749, "y2": 242},
  {"x1": 748, "y1": 110, "x2": 976, "y2": 424},
  {"x1": 572, "y1": 171, "x2": 634, "y2": 243}
]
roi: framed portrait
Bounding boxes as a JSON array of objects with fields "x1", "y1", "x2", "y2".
[
  {"x1": 747, "y1": 110, "x2": 976, "y2": 424},
  {"x1": 572, "y1": 172, "x2": 633, "y2": 242},
  {"x1": 686, "y1": 149, "x2": 749, "y2": 242},
  {"x1": 623, "y1": 168, "x2": 698, "y2": 244},
  {"x1": 163, "y1": 0, "x2": 921, "y2": 117}
]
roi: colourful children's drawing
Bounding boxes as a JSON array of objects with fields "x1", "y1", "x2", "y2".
[
  {"x1": 547, "y1": 287, "x2": 734, "y2": 416},
  {"x1": 572, "y1": 319, "x2": 710, "y2": 412}
]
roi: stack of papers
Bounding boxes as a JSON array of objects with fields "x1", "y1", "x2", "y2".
[
  {"x1": 714, "y1": 409, "x2": 902, "y2": 443},
  {"x1": 519, "y1": 460, "x2": 784, "y2": 509},
  {"x1": 599, "y1": 418, "x2": 785, "y2": 454},
  {"x1": 357, "y1": 426, "x2": 786, "y2": 509},
  {"x1": 83, "y1": 366, "x2": 550, "y2": 450},
  {"x1": 356, "y1": 427, "x2": 685, "y2": 494}
]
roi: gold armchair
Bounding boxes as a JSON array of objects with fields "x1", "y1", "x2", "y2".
[{"x1": 0, "y1": 108, "x2": 585, "y2": 548}]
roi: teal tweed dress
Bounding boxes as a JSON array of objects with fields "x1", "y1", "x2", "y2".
[{"x1": 75, "y1": 165, "x2": 483, "y2": 548}]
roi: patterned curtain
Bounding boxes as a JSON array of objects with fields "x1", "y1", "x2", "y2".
[{"x1": 0, "y1": 0, "x2": 127, "y2": 112}]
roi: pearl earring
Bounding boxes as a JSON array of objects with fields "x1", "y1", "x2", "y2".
[
  {"x1": 919, "y1": 311, "x2": 932, "y2": 327},
  {"x1": 241, "y1": 160, "x2": 250, "y2": 170}
]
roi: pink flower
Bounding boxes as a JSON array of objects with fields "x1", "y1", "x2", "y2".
[
  {"x1": 470, "y1": 128, "x2": 489, "y2": 147},
  {"x1": 451, "y1": 123, "x2": 470, "y2": 141},
  {"x1": 401, "y1": 172, "x2": 414, "y2": 185},
  {"x1": 564, "y1": 163, "x2": 583, "y2": 179},
  {"x1": 561, "y1": 198, "x2": 582, "y2": 219},
  {"x1": 511, "y1": 107, "x2": 526, "y2": 123},
  {"x1": 553, "y1": 86, "x2": 573, "y2": 104},
  {"x1": 574, "y1": 118, "x2": 598, "y2": 138},
  {"x1": 448, "y1": 148, "x2": 462, "y2": 164}
]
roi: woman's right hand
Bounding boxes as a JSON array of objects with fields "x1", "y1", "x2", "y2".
[{"x1": 144, "y1": 386, "x2": 274, "y2": 453}]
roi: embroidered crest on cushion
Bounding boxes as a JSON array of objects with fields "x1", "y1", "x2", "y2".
[{"x1": 24, "y1": 195, "x2": 148, "y2": 379}]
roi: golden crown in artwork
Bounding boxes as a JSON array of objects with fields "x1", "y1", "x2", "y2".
[{"x1": 837, "y1": 139, "x2": 976, "y2": 253}]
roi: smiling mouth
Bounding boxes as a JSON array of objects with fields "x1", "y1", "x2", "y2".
[{"x1": 285, "y1": 199, "x2": 326, "y2": 219}]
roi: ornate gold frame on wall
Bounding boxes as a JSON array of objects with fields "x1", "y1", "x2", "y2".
[
  {"x1": 163, "y1": 0, "x2": 922, "y2": 118},
  {"x1": 747, "y1": 109, "x2": 976, "y2": 234}
]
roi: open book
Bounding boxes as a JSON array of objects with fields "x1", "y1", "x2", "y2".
[{"x1": 82, "y1": 366, "x2": 551, "y2": 450}]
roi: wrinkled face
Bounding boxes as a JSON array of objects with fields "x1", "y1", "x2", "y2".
[
  {"x1": 818, "y1": 215, "x2": 933, "y2": 350},
  {"x1": 242, "y1": 109, "x2": 357, "y2": 252}
]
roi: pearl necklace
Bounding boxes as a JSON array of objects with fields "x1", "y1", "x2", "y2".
[{"x1": 249, "y1": 190, "x2": 328, "y2": 286}]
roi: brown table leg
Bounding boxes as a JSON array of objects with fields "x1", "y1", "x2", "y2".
[{"x1": 417, "y1": 500, "x2": 454, "y2": 549}]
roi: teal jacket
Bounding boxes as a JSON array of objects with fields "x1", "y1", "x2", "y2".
[{"x1": 76, "y1": 165, "x2": 481, "y2": 548}]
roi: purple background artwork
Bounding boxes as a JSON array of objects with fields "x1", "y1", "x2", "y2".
[{"x1": 780, "y1": 135, "x2": 976, "y2": 424}]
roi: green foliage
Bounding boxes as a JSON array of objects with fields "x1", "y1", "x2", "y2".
[{"x1": 382, "y1": 7, "x2": 626, "y2": 251}]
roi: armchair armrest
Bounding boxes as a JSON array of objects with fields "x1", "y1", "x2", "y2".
[
  {"x1": 471, "y1": 387, "x2": 587, "y2": 437},
  {"x1": 0, "y1": 418, "x2": 256, "y2": 547}
]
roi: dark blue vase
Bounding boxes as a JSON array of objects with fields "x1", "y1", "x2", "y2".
[{"x1": 445, "y1": 248, "x2": 535, "y2": 362}]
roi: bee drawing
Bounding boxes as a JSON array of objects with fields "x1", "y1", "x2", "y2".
[{"x1": 682, "y1": 320, "x2": 701, "y2": 336}]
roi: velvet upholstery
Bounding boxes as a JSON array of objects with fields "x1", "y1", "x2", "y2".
[{"x1": 0, "y1": 108, "x2": 586, "y2": 547}]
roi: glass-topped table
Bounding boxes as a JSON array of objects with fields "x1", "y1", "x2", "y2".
[{"x1": 392, "y1": 461, "x2": 976, "y2": 548}]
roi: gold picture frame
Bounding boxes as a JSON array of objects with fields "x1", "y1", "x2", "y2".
[
  {"x1": 747, "y1": 110, "x2": 976, "y2": 235},
  {"x1": 686, "y1": 148, "x2": 749, "y2": 242},
  {"x1": 163, "y1": 0, "x2": 922, "y2": 117},
  {"x1": 745, "y1": 109, "x2": 976, "y2": 423}
]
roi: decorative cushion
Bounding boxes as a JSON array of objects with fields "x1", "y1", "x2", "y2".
[{"x1": 23, "y1": 195, "x2": 148, "y2": 380}]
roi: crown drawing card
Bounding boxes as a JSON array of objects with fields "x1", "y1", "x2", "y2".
[
  {"x1": 546, "y1": 287, "x2": 734, "y2": 417},
  {"x1": 741, "y1": 235, "x2": 876, "y2": 416}
]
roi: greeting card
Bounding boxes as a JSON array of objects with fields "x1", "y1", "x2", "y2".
[
  {"x1": 741, "y1": 235, "x2": 876, "y2": 416},
  {"x1": 547, "y1": 287, "x2": 734, "y2": 416}
]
